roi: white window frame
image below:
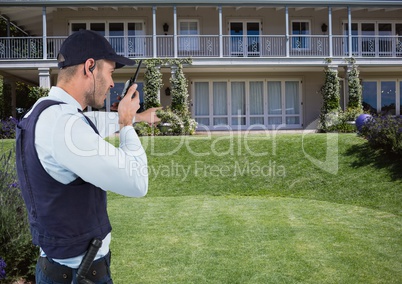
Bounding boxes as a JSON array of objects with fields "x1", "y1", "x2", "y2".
[
  {"x1": 290, "y1": 20, "x2": 311, "y2": 50},
  {"x1": 191, "y1": 78, "x2": 303, "y2": 130},
  {"x1": 178, "y1": 19, "x2": 200, "y2": 52},
  {"x1": 362, "y1": 78, "x2": 401, "y2": 115},
  {"x1": 342, "y1": 20, "x2": 402, "y2": 57},
  {"x1": 69, "y1": 20, "x2": 146, "y2": 57},
  {"x1": 228, "y1": 19, "x2": 262, "y2": 57}
]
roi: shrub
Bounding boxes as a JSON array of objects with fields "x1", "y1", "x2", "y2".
[
  {"x1": 156, "y1": 107, "x2": 185, "y2": 135},
  {"x1": 317, "y1": 108, "x2": 363, "y2": 133},
  {"x1": 0, "y1": 149, "x2": 37, "y2": 283},
  {"x1": 318, "y1": 67, "x2": 341, "y2": 132},
  {"x1": 134, "y1": 121, "x2": 160, "y2": 136},
  {"x1": 0, "y1": 117, "x2": 18, "y2": 139},
  {"x1": 0, "y1": 258, "x2": 5, "y2": 280},
  {"x1": 360, "y1": 115, "x2": 402, "y2": 156},
  {"x1": 28, "y1": 86, "x2": 49, "y2": 101}
]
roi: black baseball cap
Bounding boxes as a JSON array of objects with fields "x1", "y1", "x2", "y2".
[{"x1": 57, "y1": 29, "x2": 135, "y2": 69}]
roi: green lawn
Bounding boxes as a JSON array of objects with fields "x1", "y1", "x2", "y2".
[
  {"x1": 3, "y1": 133, "x2": 402, "y2": 283},
  {"x1": 107, "y1": 133, "x2": 401, "y2": 283}
]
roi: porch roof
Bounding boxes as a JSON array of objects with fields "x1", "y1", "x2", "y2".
[{"x1": 1, "y1": 0, "x2": 402, "y2": 7}]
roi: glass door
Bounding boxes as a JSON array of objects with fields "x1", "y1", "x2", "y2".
[
  {"x1": 361, "y1": 23, "x2": 375, "y2": 57},
  {"x1": 179, "y1": 20, "x2": 199, "y2": 54},
  {"x1": 247, "y1": 23, "x2": 260, "y2": 57},
  {"x1": 267, "y1": 81, "x2": 301, "y2": 127},
  {"x1": 267, "y1": 81, "x2": 282, "y2": 125},
  {"x1": 230, "y1": 21, "x2": 260, "y2": 57},
  {"x1": 128, "y1": 22, "x2": 145, "y2": 57},
  {"x1": 343, "y1": 23, "x2": 359, "y2": 56},
  {"x1": 194, "y1": 82, "x2": 210, "y2": 126},
  {"x1": 381, "y1": 81, "x2": 396, "y2": 114},
  {"x1": 397, "y1": 24, "x2": 402, "y2": 57},
  {"x1": 213, "y1": 82, "x2": 228, "y2": 126},
  {"x1": 230, "y1": 22, "x2": 244, "y2": 57},
  {"x1": 249, "y1": 81, "x2": 264, "y2": 125},
  {"x1": 90, "y1": 23, "x2": 106, "y2": 36},
  {"x1": 109, "y1": 23, "x2": 124, "y2": 56},
  {"x1": 378, "y1": 23, "x2": 392, "y2": 57},
  {"x1": 231, "y1": 82, "x2": 246, "y2": 126},
  {"x1": 285, "y1": 81, "x2": 300, "y2": 125}
]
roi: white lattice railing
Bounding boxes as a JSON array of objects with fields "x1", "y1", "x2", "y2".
[{"x1": 0, "y1": 35, "x2": 401, "y2": 60}]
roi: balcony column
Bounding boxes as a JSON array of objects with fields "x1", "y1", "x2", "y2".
[
  {"x1": 173, "y1": 6, "x2": 178, "y2": 58},
  {"x1": 219, "y1": 6, "x2": 223, "y2": 58},
  {"x1": 42, "y1": 6, "x2": 47, "y2": 60},
  {"x1": 170, "y1": 65, "x2": 177, "y2": 80},
  {"x1": 328, "y1": 7, "x2": 333, "y2": 57},
  {"x1": 152, "y1": 6, "x2": 157, "y2": 58},
  {"x1": 348, "y1": 7, "x2": 352, "y2": 57},
  {"x1": 38, "y1": 68, "x2": 51, "y2": 89},
  {"x1": 285, "y1": 6, "x2": 289, "y2": 57}
]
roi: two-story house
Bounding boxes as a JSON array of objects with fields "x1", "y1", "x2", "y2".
[{"x1": 1, "y1": 0, "x2": 402, "y2": 130}]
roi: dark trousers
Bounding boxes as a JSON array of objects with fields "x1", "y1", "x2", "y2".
[{"x1": 35, "y1": 252, "x2": 113, "y2": 284}]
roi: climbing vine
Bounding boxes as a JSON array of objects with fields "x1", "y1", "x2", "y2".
[
  {"x1": 347, "y1": 64, "x2": 363, "y2": 111},
  {"x1": 143, "y1": 59, "x2": 163, "y2": 109},
  {"x1": 136, "y1": 58, "x2": 196, "y2": 135},
  {"x1": 318, "y1": 67, "x2": 341, "y2": 132}
]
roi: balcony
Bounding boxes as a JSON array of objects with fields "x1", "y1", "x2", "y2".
[{"x1": 0, "y1": 34, "x2": 401, "y2": 60}]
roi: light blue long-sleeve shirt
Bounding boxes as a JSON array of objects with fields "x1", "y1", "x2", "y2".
[{"x1": 25, "y1": 86, "x2": 148, "y2": 268}]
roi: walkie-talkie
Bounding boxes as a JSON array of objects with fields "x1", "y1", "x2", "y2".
[{"x1": 120, "y1": 60, "x2": 142, "y2": 99}]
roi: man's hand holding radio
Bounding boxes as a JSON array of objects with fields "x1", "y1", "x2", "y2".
[{"x1": 118, "y1": 83, "x2": 140, "y2": 127}]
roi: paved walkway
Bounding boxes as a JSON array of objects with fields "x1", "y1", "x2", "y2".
[{"x1": 194, "y1": 129, "x2": 318, "y2": 135}]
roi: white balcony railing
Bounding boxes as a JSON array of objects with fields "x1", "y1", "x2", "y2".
[{"x1": 0, "y1": 35, "x2": 401, "y2": 60}]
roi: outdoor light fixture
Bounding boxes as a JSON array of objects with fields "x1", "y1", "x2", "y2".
[
  {"x1": 165, "y1": 87, "x2": 171, "y2": 96},
  {"x1": 163, "y1": 23, "x2": 169, "y2": 34},
  {"x1": 321, "y1": 23, "x2": 328, "y2": 33}
]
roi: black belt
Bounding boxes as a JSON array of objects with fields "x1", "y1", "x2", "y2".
[{"x1": 38, "y1": 252, "x2": 110, "y2": 284}]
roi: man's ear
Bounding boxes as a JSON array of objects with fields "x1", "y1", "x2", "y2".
[{"x1": 83, "y1": 58, "x2": 96, "y2": 75}]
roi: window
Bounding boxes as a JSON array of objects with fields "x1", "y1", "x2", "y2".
[
  {"x1": 361, "y1": 23, "x2": 375, "y2": 56},
  {"x1": 194, "y1": 82, "x2": 210, "y2": 126},
  {"x1": 362, "y1": 81, "x2": 378, "y2": 113},
  {"x1": 69, "y1": 21, "x2": 145, "y2": 57},
  {"x1": 362, "y1": 80, "x2": 401, "y2": 115},
  {"x1": 178, "y1": 20, "x2": 199, "y2": 52},
  {"x1": 378, "y1": 23, "x2": 392, "y2": 56},
  {"x1": 231, "y1": 82, "x2": 246, "y2": 126},
  {"x1": 291, "y1": 21, "x2": 310, "y2": 49},
  {"x1": 381, "y1": 81, "x2": 396, "y2": 114},
  {"x1": 344, "y1": 22, "x2": 402, "y2": 57},
  {"x1": 193, "y1": 79, "x2": 302, "y2": 129},
  {"x1": 267, "y1": 81, "x2": 300, "y2": 126},
  {"x1": 128, "y1": 22, "x2": 145, "y2": 57},
  {"x1": 213, "y1": 82, "x2": 228, "y2": 125},
  {"x1": 343, "y1": 23, "x2": 359, "y2": 55},
  {"x1": 109, "y1": 23, "x2": 124, "y2": 55},
  {"x1": 90, "y1": 23, "x2": 105, "y2": 36},
  {"x1": 397, "y1": 24, "x2": 402, "y2": 56},
  {"x1": 71, "y1": 23, "x2": 86, "y2": 32},
  {"x1": 229, "y1": 21, "x2": 261, "y2": 57}
]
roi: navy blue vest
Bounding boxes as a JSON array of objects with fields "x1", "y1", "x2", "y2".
[{"x1": 16, "y1": 100, "x2": 112, "y2": 259}]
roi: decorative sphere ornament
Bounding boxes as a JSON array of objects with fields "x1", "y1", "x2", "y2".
[{"x1": 355, "y1": 114, "x2": 372, "y2": 132}]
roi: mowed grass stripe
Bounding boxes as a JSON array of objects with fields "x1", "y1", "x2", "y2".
[{"x1": 109, "y1": 196, "x2": 402, "y2": 284}]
